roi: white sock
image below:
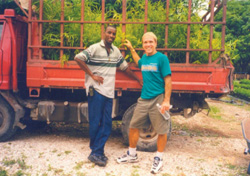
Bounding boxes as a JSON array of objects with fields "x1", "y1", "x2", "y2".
[
  {"x1": 156, "y1": 151, "x2": 163, "y2": 160},
  {"x1": 129, "y1": 147, "x2": 137, "y2": 156}
]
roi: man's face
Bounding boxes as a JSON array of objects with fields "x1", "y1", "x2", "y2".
[
  {"x1": 142, "y1": 36, "x2": 157, "y2": 56},
  {"x1": 104, "y1": 26, "x2": 116, "y2": 45}
]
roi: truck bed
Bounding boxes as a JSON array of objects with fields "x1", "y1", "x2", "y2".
[{"x1": 26, "y1": 59, "x2": 233, "y2": 96}]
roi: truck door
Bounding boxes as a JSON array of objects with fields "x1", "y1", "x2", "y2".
[{"x1": 0, "y1": 22, "x2": 3, "y2": 87}]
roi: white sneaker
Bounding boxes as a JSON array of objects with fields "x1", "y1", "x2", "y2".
[
  {"x1": 116, "y1": 151, "x2": 139, "y2": 164},
  {"x1": 151, "y1": 157, "x2": 163, "y2": 174}
]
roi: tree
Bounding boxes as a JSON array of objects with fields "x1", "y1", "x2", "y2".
[{"x1": 216, "y1": 0, "x2": 250, "y2": 74}]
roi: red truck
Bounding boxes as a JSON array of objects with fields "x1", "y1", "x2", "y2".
[{"x1": 0, "y1": 0, "x2": 234, "y2": 151}]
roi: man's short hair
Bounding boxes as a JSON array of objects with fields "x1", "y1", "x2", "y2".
[
  {"x1": 105, "y1": 25, "x2": 116, "y2": 31},
  {"x1": 142, "y1": 32, "x2": 157, "y2": 42}
]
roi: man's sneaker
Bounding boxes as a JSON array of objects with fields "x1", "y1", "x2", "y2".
[
  {"x1": 150, "y1": 157, "x2": 163, "y2": 174},
  {"x1": 88, "y1": 154, "x2": 107, "y2": 167},
  {"x1": 116, "y1": 151, "x2": 139, "y2": 163}
]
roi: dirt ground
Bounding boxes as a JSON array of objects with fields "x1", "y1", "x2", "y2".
[{"x1": 0, "y1": 98, "x2": 250, "y2": 176}]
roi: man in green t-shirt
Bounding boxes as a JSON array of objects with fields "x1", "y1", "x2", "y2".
[{"x1": 116, "y1": 32, "x2": 172, "y2": 174}]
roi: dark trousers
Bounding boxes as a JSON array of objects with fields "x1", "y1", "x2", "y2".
[{"x1": 88, "y1": 89, "x2": 113, "y2": 156}]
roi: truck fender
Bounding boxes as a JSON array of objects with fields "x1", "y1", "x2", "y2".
[{"x1": 0, "y1": 91, "x2": 26, "y2": 129}]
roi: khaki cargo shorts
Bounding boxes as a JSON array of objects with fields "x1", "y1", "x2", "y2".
[{"x1": 129, "y1": 94, "x2": 170, "y2": 134}]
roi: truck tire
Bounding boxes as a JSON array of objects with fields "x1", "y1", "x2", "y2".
[
  {"x1": 121, "y1": 103, "x2": 172, "y2": 152},
  {"x1": 0, "y1": 99, "x2": 17, "y2": 142}
]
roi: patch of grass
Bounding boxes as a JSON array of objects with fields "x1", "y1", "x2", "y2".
[
  {"x1": 210, "y1": 140, "x2": 221, "y2": 146},
  {"x1": 196, "y1": 138, "x2": 203, "y2": 142},
  {"x1": 0, "y1": 167, "x2": 8, "y2": 176},
  {"x1": 76, "y1": 172, "x2": 86, "y2": 176},
  {"x1": 208, "y1": 106, "x2": 222, "y2": 120},
  {"x1": 132, "y1": 165, "x2": 140, "y2": 169},
  {"x1": 47, "y1": 164, "x2": 64, "y2": 175},
  {"x1": 14, "y1": 170, "x2": 25, "y2": 176},
  {"x1": 226, "y1": 164, "x2": 249, "y2": 176},
  {"x1": 64, "y1": 151, "x2": 72, "y2": 155},
  {"x1": 39, "y1": 152, "x2": 44, "y2": 158},
  {"x1": 162, "y1": 174, "x2": 171, "y2": 176},
  {"x1": 54, "y1": 168, "x2": 63, "y2": 175},
  {"x1": 74, "y1": 161, "x2": 85, "y2": 170},
  {"x1": 226, "y1": 164, "x2": 237, "y2": 170},
  {"x1": 17, "y1": 158, "x2": 29, "y2": 170},
  {"x1": 2, "y1": 157, "x2": 16, "y2": 166},
  {"x1": 52, "y1": 149, "x2": 57, "y2": 153},
  {"x1": 197, "y1": 159, "x2": 205, "y2": 162},
  {"x1": 131, "y1": 169, "x2": 140, "y2": 176},
  {"x1": 48, "y1": 164, "x2": 53, "y2": 171}
]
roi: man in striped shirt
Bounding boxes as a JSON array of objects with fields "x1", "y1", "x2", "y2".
[{"x1": 74, "y1": 25, "x2": 141, "y2": 167}]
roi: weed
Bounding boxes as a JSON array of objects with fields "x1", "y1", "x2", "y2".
[
  {"x1": 132, "y1": 165, "x2": 140, "y2": 169},
  {"x1": 106, "y1": 173, "x2": 115, "y2": 176},
  {"x1": 2, "y1": 157, "x2": 16, "y2": 166},
  {"x1": 14, "y1": 170, "x2": 24, "y2": 176},
  {"x1": 226, "y1": 163, "x2": 237, "y2": 170},
  {"x1": 131, "y1": 169, "x2": 140, "y2": 176},
  {"x1": 208, "y1": 106, "x2": 222, "y2": 120},
  {"x1": 196, "y1": 138, "x2": 203, "y2": 142},
  {"x1": 162, "y1": 174, "x2": 171, "y2": 176},
  {"x1": 74, "y1": 161, "x2": 85, "y2": 170},
  {"x1": 17, "y1": 158, "x2": 28, "y2": 170},
  {"x1": 76, "y1": 172, "x2": 86, "y2": 176},
  {"x1": 48, "y1": 164, "x2": 52, "y2": 171},
  {"x1": 39, "y1": 152, "x2": 44, "y2": 158},
  {"x1": 54, "y1": 168, "x2": 63, "y2": 175},
  {"x1": 52, "y1": 149, "x2": 57, "y2": 153},
  {"x1": 0, "y1": 167, "x2": 7, "y2": 176},
  {"x1": 64, "y1": 151, "x2": 72, "y2": 155}
]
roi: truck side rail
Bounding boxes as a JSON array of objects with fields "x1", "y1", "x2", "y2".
[{"x1": 25, "y1": 0, "x2": 233, "y2": 97}]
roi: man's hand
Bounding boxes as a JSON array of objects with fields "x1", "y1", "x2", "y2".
[
  {"x1": 91, "y1": 75, "x2": 104, "y2": 85},
  {"x1": 139, "y1": 79, "x2": 143, "y2": 87},
  {"x1": 123, "y1": 39, "x2": 133, "y2": 50},
  {"x1": 160, "y1": 101, "x2": 171, "y2": 113}
]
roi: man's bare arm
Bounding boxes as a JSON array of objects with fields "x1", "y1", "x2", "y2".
[
  {"x1": 160, "y1": 75, "x2": 172, "y2": 113},
  {"x1": 124, "y1": 67, "x2": 143, "y2": 86},
  {"x1": 74, "y1": 57, "x2": 104, "y2": 85}
]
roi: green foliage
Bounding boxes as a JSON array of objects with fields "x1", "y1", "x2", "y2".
[
  {"x1": 0, "y1": 167, "x2": 7, "y2": 176},
  {"x1": 2, "y1": 157, "x2": 16, "y2": 166},
  {"x1": 240, "y1": 79, "x2": 250, "y2": 85},
  {"x1": 234, "y1": 83, "x2": 250, "y2": 90},
  {"x1": 233, "y1": 79, "x2": 250, "y2": 101},
  {"x1": 0, "y1": 0, "x2": 26, "y2": 15},
  {"x1": 32, "y1": 0, "x2": 223, "y2": 63},
  {"x1": 233, "y1": 87, "x2": 250, "y2": 100},
  {"x1": 215, "y1": 0, "x2": 250, "y2": 73}
]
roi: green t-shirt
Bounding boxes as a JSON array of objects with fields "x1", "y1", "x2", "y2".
[{"x1": 138, "y1": 52, "x2": 171, "y2": 99}]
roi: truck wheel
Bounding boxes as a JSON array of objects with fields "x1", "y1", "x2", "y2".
[
  {"x1": 0, "y1": 100, "x2": 17, "y2": 142},
  {"x1": 121, "y1": 103, "x2": 172, "y2": 152}
]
